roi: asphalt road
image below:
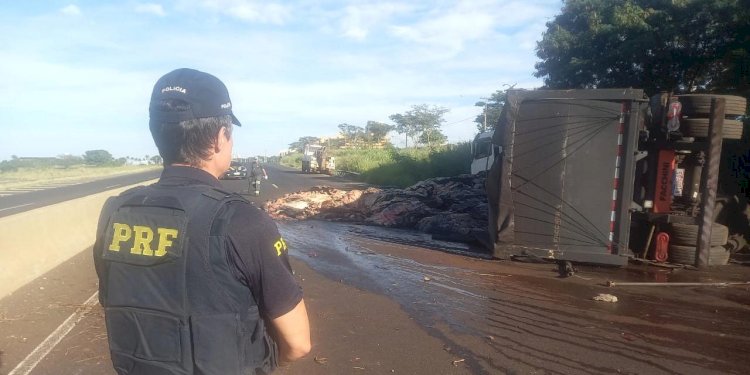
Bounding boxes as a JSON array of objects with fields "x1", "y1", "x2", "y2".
[
  {"x1": 0, "y1": 170, "x2": 162, "y2": 218},
  {"x1": 1, "y1": 164, "x2": 750, "y2": 374}
]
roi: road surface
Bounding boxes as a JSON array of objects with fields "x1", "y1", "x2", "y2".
[
  {"x1": 0, "y1": 170, "x2": 161, "y2": 218},
  {"x1": 1, "y1": 164, "x2": 749, "y2": 374}
]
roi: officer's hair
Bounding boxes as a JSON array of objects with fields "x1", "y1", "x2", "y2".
[{"x1": 150, "y1": 99, "x2": 233, "y2": 166}]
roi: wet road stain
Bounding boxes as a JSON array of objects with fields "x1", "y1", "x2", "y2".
[{"x1": 280, "y1": 220, "x2": 750, "y2": 375}]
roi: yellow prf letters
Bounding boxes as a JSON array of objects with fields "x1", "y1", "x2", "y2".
[
  {"x1": 108, "y1": 222, "x2": 178, "y2": 257},
  {"x1": 273, "y1": 237, "x2": 288, "y2": 256}
]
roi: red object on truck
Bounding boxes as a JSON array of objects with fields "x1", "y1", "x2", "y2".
[
  {"x1": 654, "y1": 150, "x2": 676, "y2": 213},
  {"x1": 653, "y1": 232, "x2": 670, "y2": 262}
]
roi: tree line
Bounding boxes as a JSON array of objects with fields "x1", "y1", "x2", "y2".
[{"x1": 288, "y1": 104, "x2": 452, "y2": 153}]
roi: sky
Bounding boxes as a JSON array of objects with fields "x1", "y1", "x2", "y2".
[{"x1": 0, "y1": 0, "x2": 563, "y2": 161}]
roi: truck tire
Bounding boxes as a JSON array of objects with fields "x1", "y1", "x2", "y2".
[
  {"x1": 680, "y1": 118, "x2": 744, "y2": 140},
  {"x1": 669, "y1": 223, "x2": 729, "y2": 246},
  {"x1": 668, "y1": 244, "x2": 730, "y2": 266},
  {"x1": 678, "y1": 94, "x2": 747, "y2": 117}
]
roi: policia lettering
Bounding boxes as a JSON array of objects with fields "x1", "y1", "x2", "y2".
[{"x1": 108, "y1": 222, "x2": 179, "y2": 257}]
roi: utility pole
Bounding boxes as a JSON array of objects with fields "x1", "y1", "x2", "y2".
[
  {"x1": 483, "y1": 104, "x2": 487, "y2": 132},
  {"x1": 479, "y1": 97, "x2": 490, "y2": 133}
]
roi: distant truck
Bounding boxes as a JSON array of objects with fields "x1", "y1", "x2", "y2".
[
  {"x1": 470, "y1": 130, "x2": 501, "y2": 174},
  {"x1": 302, "y1": 144, "x2": 335, "y2": 174}
]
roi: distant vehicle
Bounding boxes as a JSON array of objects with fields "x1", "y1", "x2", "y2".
[
  {"x1": 221, "y1": 160, "x2": 248, "y2": 180},
  {"x1": 302, "y1": 144, "x2": 335, "y2": 174},
  {"x1": 470, "y1": 130, "x2": 501, "y2": 174}
]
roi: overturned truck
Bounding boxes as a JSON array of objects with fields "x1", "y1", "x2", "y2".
[{"x1": 486, "y1": 89, "x2": 746, "y2": 267}]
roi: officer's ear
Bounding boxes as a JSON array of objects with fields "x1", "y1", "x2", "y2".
[{"x1": 214, "y1": 126, "x2": 231, "y2": 153}]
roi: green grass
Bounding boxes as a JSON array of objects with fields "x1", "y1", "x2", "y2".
[
  {"x1": 0, "y1": 165, "x2": 160, "y2": 190},
  {"x1": 279, "y1": 143, "x2": 472, "y2": 187},
  {"x1": 279, "y1": 153, "x2": 303, "y2": 169}
]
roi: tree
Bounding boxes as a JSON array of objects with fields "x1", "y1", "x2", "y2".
[
  {"x1": 58, "y1": 154, "x2": 84, "y2": 167},
  {"x1": 390, "y1": 104, "x2": 450, "y2": 149},
  {"x1": 389, "y1": 113, "x2": 415, "y2": 148},
  {"x1": 83, "y1": 150, "x2": 114, "y2": 165},
  {"x1": 418, "y1": 128, "x2": 448, "y2": 147},
  {"x1": 534, "y1": 0, "x2": 750, "y2": 97},
  {"x1": 474, "y1": 85, "x2": 514, "y2": 132},
  {"x1": 337, "y1": 123, "x2": 365, "y2": 146},
  {"x1": 150, "y1": 155, "x2": 163, "y2": 165},
  {"x1": 365, "y1": 121, "x2": 395, "y2": 145},
  {"x1": 288, "y1": 136, "x2": 321, "y2": 153}
]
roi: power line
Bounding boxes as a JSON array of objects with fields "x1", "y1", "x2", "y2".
[{"x1": 443, "y1": 115, "x2": 476, "y2": 126}]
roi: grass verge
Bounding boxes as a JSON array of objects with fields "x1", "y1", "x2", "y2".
[{"x1": 279, "y1": 143, "x2": 472, "y2": 187}]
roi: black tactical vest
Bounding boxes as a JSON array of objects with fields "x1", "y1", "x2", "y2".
[{"x1": 97, "y1": 183, "x2": 277, "y2": 375}]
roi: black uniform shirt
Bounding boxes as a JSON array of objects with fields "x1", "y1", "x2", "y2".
[{"x1": 159, "y1": 166, "x2": 302, "y2": 319}]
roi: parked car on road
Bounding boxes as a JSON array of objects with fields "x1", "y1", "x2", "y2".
[{"x1": 221, "y1": 160, "x2": 248, "y2": 180}]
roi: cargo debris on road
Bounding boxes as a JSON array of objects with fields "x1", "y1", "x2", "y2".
[{"x1": 264, "y1": 173, "x2": 491, "y2": 248}]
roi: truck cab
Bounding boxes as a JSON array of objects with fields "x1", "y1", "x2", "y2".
[
  {"x1": 471, "y1": 130, "x2": 501, "y2": 174},
  {"x1": 302, "y1": 144, "x2": 322, "y2": 173}
]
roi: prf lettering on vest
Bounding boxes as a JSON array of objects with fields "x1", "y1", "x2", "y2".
[
  {"x1": 273, "y1": 238, "x2": 288, "y2": 256},
  {"x1": 108, "y1": 223, "x2": 179, "y2": 257}
]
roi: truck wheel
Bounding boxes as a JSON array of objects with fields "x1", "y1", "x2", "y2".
[
  {"x1": 669, "y1": 223, "x2": 728, "y2": 246},
  {"x1": 677, "y1": 94, "x2": 747, "y2": 117},
  {"x1": 680, "y1": 118, "x2": 744, "y2": 139},
  {"x1": 668, "y1": 245, "x2": 730, "y2": 265}
]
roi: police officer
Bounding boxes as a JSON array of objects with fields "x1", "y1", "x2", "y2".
[
  {"x1": 249, "y1": 158, "x2": 268, "y2": 196},
  {"x1": 93, "y1": 68, "x2": 310, "y2": 374}
]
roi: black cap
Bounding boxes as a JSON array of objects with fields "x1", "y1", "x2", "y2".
[{"x1": 149, "y1": 68, "x2": 241, "y2": 126}]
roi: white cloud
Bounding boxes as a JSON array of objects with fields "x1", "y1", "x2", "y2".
[
  {"x1": 135, "y1": 3, "x2": 166, "y2": 17},
  {"x1": 339, "y1": 2, "x2": 411, "y2": 41},
  {"x1": 388, "y1": 3, "x2": 495, "y2": 55},
  {"x1": 60, "y1": 4, "x2": 82, "y2": 16},
  {"x1": 387, "y1": 0, "x2": 558, "y2": 58},
  {"x1": 195, "y1": 0, "x2": 291, "y2": 24}
]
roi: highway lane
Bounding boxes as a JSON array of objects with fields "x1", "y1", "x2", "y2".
[
  {"x1": 218, "y1": 163, "x2": 369, "y2": 204},
  {"x1": 0, "y1": 164, "x2": 351, "y2": 218},
  {"x1": 0, "y1": 169, "x2": 162, "y2": 218}
]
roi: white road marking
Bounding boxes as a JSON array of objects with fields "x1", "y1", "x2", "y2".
[
  {"x1": 271, "y1": 184, "x2": 279, "y2": 189},
  {"x1": 0, "y1": 203, "x2": 33, "y2": 212},
  {"x1": 32, "y1": 184, "x2": 70, "y2": 187},
  {"x1": 9, "y1": 292, "x2": 99, "y2": 375},
  {"x1": 0, "y1": 177, "x2": 110, "y2": 196}
]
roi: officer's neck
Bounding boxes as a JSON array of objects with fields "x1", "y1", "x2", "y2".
[{"x1": 170, "y1": 162, "x2": 223, "y2": 180}]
